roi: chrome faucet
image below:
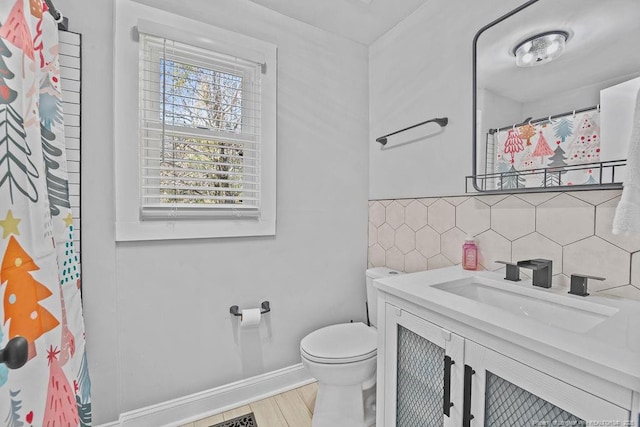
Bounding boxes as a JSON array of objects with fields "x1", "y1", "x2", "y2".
[{"x1": 516, "y1": 259, "x2": 553, "y2": 288}]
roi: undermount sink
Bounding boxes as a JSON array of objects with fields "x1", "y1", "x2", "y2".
[{"x1": 433, "y1": 276, "x2": 619, "y2": 333}]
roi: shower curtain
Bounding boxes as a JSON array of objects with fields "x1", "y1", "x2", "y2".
[{"x1": 0, "y1": 1, "x2": 91, "y2": 426}]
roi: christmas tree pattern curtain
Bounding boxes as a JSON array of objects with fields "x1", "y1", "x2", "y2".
[
  {"x1": 0, "y1": 1, "x2": 91, "y2": 426},
  {"x1": 493, "y1": 108, "x2": 601, "y2": 190}
]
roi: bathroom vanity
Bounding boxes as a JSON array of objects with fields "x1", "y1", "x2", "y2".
[{"x1": 375, "y1": 266, "x2": 640, "y2": 426}]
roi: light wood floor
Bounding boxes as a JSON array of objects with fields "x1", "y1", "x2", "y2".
[{"x1": 180, "y1": 382, "x2": 318, "y2": 427}]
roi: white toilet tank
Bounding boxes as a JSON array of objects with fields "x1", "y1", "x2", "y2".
[{"x1": 365, "y1": 267, "x2": 403, "y2": 327}]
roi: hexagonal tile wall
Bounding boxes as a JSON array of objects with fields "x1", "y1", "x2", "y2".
[
  {"x1": 428, "y1": 254, "x2": 455, "y2": 270},
  {"x1": 571, "y1": 189, "x2": 621, "y2": 205},
  {"x1": 633, "y1": 252, "x2": 640, "y2": 291},
  {"x1": 369, "y1": 201, "x2": 386, "y2": 227},
  {"x1": 386, "y1": 247, "x2": 404, "y2": 271},
  {"x1": 475, "y1": 194, "x2": 508, "y2": 206},
  {"x1": 395, "y1": 224, "x2": 416, "y2": 254},
  {"x1": 440, "y1": 227, "x2": 466, "y2": 264},
  {"x1": 377, "y1": 223, "x2": 395, "y2": 250},
  {"x1": 405, "y1": 200, "x2": 429, "y2": 231},
  {"x1": 563, "y1": 236, "x2": 630, "y2": 291},
  {"x1": 416, "y1": 226, "x2": 441, "y2": 259},
  {"x1": 456, "y1": 198, "x2": 490, "y2": 236},
  {"x1": 514, "y1": 192, "x2": 560, "y2": 206},
  {"x1": 537, "y1": 193, "x2": 595, "y2": 245},
  {"x1": 368, "y1": 190, "x2": 639, "y2": 301},
  {"x1": 595, "y1": 196, "x2": 640, "y2": 253},
  {"x1": 368, "y1": 244, "x2": 385, "y2": 267},
  {"x1": 368, "y1": 222, "x2": 377, "y2": 247},
  {"x1": 427, "y1": 199, "x2": 455, "y2": 233},
  {"x1": 598, "y1": 285, "x2": 640, "y2": 299},
  {"x1": 475, "y1": 230, "x2": 511, "y2": 271},
  {"x1": 386, "y1": 201, "x2": 405, "y2": 229},
  {"x1": 405, "y1": 250, "x2": 428, "y2": 273},
  {"x1": 512, "y1": 232, "x2": 562, "y2": 275},
  {"x1": 491, "y1": 196, "x2": 535, "y2": 241}
]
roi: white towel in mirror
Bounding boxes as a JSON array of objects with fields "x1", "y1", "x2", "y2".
[{"x1": 613, "y1": 88, "x2": 640, "y2": 235}]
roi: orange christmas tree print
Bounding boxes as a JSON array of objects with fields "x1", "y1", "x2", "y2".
[
  {"x1": 518, "y1": 123, "x2": 536, "y2": 146},
  {"x1": 1, "y1": 236, "x2": 59, "y2": 360}
]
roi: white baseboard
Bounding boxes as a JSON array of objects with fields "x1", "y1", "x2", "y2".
[{"x1": 98, "y1": 363, "x2": 314, "y2": 427}]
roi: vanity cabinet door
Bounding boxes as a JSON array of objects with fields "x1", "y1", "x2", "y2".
[
  {"x1": 464, "y1": 340, "x2": 630, "y2": 426},
  {"x1": 383, "y1": 303, "x2": 464, "y2": 427}
]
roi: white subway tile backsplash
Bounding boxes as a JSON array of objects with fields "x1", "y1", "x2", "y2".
[{"x1": 368, "y1": 189, "x2": 640, "y2": 301}]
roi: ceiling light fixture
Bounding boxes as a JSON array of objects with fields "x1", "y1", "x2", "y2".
[{"x1": 513, "y1": 31, "x2": 569, "y2": 67}]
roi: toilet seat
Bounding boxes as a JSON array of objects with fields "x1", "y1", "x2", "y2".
[{"x1": 300, "y1": 322, "x2": 377, "y2": 364}]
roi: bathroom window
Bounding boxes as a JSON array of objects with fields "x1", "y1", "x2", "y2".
[
  {"x1": 139, "y1": 34, "x2": 263, "y2": 220},
  {"x1": 114, "y1": 13, "x2": 276, "y2": 241}
]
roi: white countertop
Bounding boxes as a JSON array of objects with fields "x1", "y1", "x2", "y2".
[{"x1": 375, "y1": 266, "x2": 640, "y2": 392}]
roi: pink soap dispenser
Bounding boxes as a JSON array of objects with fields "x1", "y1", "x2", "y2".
[{"x1": 462, "y1": 235, "x2": 478, "y2": 270}]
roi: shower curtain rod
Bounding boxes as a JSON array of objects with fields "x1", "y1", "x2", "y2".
[
  {"x1": 43, "y1": 0, "x2": 69, "y2": 30},
  {"x1": 490, "y1": 105, "x2": 598, "y2": 134}
]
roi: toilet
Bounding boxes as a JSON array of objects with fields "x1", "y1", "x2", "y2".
[{"x1": 300, "y1": 267, "x2": 401, "y2": 427}]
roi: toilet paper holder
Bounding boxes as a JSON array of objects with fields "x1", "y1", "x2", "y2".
[{"x1": 229, "y1": 301, "x2": 271, "y2": 317}]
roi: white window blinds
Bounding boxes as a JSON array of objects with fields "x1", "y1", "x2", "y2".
[{"x1": 138, "y1": 33, "x2": 263, "y2": 219}]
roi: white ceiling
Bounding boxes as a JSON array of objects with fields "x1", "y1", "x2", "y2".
[{"x1": 246, "y1": 0, "x2": 431, "y2": 45}]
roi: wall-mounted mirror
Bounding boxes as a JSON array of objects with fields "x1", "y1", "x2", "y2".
[{"x1": 471, "y1": 0, "x2": 640, "y2": 193}]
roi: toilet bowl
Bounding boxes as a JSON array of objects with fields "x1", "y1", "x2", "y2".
[{"x1": 300, "y1": 268, "x2": 402, "y2": 427}]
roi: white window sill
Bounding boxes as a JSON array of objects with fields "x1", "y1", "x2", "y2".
[{"x1": 115, "y1": 217, "x2": 275, "y2": 242}]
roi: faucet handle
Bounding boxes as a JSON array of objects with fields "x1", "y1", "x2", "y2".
[
  {"x1": 569, "y1": 274, "x2": 605, "y2": 297},
  {"x1": 494, "y1": 260, "x2": 521, "y2": 282}
]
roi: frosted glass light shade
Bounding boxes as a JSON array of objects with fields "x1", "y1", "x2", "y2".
[{"x1": 514, "y1": 31, "x2": 568, "y2": 67}]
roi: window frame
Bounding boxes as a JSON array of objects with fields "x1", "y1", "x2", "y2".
[{"x1": 114, "y1": 9, "x2": 277, "y2": 241}]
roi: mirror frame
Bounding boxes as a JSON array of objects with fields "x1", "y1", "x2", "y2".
[{"x1": 470, "y1": 0, "x2": 624, "y2": 194}]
